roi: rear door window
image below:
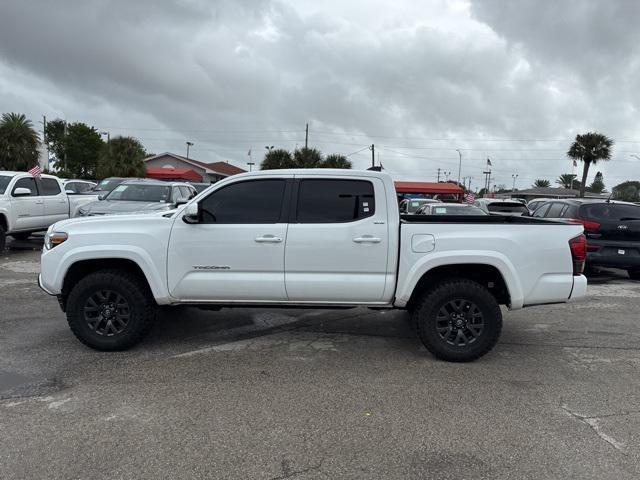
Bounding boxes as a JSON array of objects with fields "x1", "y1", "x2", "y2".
[
  {"x1": 296, "y1": 179, "x2": 375, "y2": 223},
  {"x1": 40, "y1": 178, "x2": 62, "y2": 196}
]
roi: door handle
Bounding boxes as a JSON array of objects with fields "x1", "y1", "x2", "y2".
[
  {"x1": 35, "y1": 200, "x2": 44, "y2": 204},
  {"x1": 255, "y1": 235, "x2": 283, "y2": 243},
  {"x1": 353, "y1": 236, "x2": 381, "y2": 244}
]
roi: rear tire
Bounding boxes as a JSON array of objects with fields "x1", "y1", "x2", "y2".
[
  {"x1": 10, "y1": 232, "x2": 31, "y2": 241},
  {"x1": 0, "y1": 225, "x2": 5, "y2": 252},
  {"x1": 412, "y1": 279, "x2": 502, "y2": 362},
  {"x1": 66, "y1": 269, "x2": 157, "y2": 351},
  {"x1": 627, "y1": 268, "x2": 640, "y2": 281}
]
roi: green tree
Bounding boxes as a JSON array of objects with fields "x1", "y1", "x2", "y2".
[
  {"x1": 533, "y1": 179, "x2": 551, "y2": 188},
  {"x1": 0, "y1": 113, "x2": 40, "y2": 171},
  {"x1": 321, "y1": 154, "x2": 352, "y2": 169},
  {"x1": 64, "y1": 123, "x2": 104, "y2": 179},
  {"x1": 556, "y1": 173, "x2": 577, "y2": 189},
  {"x1": 45, "y1": 120, "x2": 104, "y2": 178},
  {"x1": 612, "y1": 181, "x2": 640, "y2": 202},
  {"x1": 567, "y1": 132, "x2": 613, "y2": 198},
  {"x1": 587, "y1": 171, "x2": 606, "y2": 194},
  {"x1": 97, "y1": 136, "x2": 146, "y2": 178},
  {"x1": 293, "y1": 147, "x2": 323, "y2": 168},
  {"x1": 260, "y1": 148, "x2": 295, "y2": 170}
]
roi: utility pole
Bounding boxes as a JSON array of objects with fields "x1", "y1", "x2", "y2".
[
  {"x1": 437, "y1": 168, "x2": 441, "y2": 182},
  {"x1": 511, "y1": 174, "x2": 519, "y2": 192},
  {"x1": 305, "y1": 123, "x2": 309, "y2": 149},
  {"x1": 42, "y1": 115, "x2": 49, "y2": 170},
  {"x1": 370, "y1": 144, "x2": 375, "y2": 168},
  {"x1": 247, "y1": 162, "x2": 255, "y2": 172},
  {"x1": 456, "y1": 149, "x2": 462, "y2": 185},
  {"x1": 185, "y1": 141, "x2": 194, "y2": 159}
]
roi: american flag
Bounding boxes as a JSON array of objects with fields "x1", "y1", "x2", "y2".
[
  {"x1": 28, "y1": 165, "x2": 42, "y2": 178},
  {"x1": 465, "y1": 192, "x2": 475, "y2": 204}
]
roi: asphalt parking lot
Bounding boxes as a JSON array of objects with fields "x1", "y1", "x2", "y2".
[{"x1": 1, "y1": 236, "x2": 640, "y2": 479}]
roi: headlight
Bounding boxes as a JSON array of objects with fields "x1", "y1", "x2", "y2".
[{"x1": 44, "y1": 232, "x2": 68, "y2": 250}]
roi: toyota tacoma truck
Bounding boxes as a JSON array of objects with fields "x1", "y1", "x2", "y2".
[
  {"x1": 39, "y1": 169, "x2": 587, "y2": 362},
  {"x1": 0, "y1": 171, "x2": 97, "y2": 251}
]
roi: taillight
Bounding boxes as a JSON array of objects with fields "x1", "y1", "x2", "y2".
[
  {"x1": 568, "y1": 218, "x2": 601, "y2": 232},
  {"x1": 569, "y1": 234, "x2": 586, "y2": 275}
]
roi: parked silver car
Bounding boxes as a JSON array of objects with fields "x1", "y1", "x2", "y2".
[{"x1": 77, "y1": 180, "x2": 197, "y2": 216}]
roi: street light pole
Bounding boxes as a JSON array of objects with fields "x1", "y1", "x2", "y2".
[
  {"x1": 456, "y1": 149, "x2": 462, "y2": 185},
  {"x1": 512, "y1": 174, "x2": 519, "y2": 192},
  {"x1": 247, "y1": 162, "x2": 255, "y2": 172},
  {"x1": 185, "y1": 141, "x2": 194, "y2": 159}
]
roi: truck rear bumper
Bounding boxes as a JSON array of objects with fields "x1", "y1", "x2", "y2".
[{"x1": 568, "y1": 274, "x2": 587, "y2": 302}]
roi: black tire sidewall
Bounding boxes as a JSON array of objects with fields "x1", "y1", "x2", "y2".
[
  {"x1": 0, "y1": 226, "x2": 6, "y2": 252},
  {"x1": 415, "y1": 280, "x2": 502, "y2": 362},
  {"x1": 67, "y1": 272, "x2": 152, "y2": 350}
]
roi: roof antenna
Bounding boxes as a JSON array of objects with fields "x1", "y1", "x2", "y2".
[{"x1": 606, "y1": 190, "x2": 613, "y2": 203}]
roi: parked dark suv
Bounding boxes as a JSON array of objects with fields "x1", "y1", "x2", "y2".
[{"x1": 532, "y1": 199, "x2": 640, "y2": 279}]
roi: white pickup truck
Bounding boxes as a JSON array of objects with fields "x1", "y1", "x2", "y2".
[
  {"x1": 39, "y1": 169, "x2": 587, "y2": 362},
  {"x1": 0, "y1": 171, "x2": 97, "y2": 250}
]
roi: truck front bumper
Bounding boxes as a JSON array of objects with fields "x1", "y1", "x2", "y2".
[{"x1": 38, "y1": 273, "x2": 56, "y2": 296}]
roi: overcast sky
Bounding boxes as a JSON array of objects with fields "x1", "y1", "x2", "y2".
[{"x1": 1, "y1": 0, "x2": 639, "y2": 190}]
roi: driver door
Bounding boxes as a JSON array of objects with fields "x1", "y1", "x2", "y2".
[{"x1": 167, "y1": 177, "x2": 292, "y2": 302}]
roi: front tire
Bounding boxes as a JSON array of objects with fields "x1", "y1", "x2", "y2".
[
  {"x1": 66, "y1": 270, "x2": 157, "y2": 351},
  {"x1": 0, "y1": 224, "x2": 5, "y2": 252},
  {"x1": 628, "y1": 268, "x2": 640, "y2": 281},
  {"x1": 412, "y1": 279, "x2": 502, "y2": 362}
]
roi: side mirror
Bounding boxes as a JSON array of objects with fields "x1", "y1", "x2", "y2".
[
  {"x1": 98, "y1": 194, "x2": 106, "y2": 201},
  {"x1": 175, "y1": 197, "x2": 189, "y2": 207},
  {"x1": 13, "y1": 187, "x2": 32, "y2": 197},
  {"x1": 182, "y1": 202, "x2": 200, "y2": 224}
]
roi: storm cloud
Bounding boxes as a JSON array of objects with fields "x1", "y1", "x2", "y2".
[{"x1": 1, "y1": 0, "x2": 639, "y2": 189}]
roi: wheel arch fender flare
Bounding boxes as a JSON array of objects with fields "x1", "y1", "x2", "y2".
[
  {"x1": 56, "y1": 246, "x2": 171, "y2": 304},
  {"x1": 395, "y1": 251, "x2": 525, "y2": 309}
]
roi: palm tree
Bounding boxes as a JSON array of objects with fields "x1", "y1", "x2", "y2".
[
  {"x1": 260, "y1": 149, "x2": 294, "y2": 170},
  {"x1": 567, "y1": 132, "x2": 613, "y2": 198},
  {"x1": 321, "y1": 154, "x2": 352, "y2": 169},
  {"x1": 0, "y1": 113, "x2": 40, "y2": 171},
  {"x1": 533, "y1": 179, "x2": 551, "y2": 188},
  {"x1": 97, "y1": 136, "x2": 146, "y2": 178},
  {"x1": 293, "y1": 147, "x2": 323, "y2": 168},
  {"x1": 556, "y1": 173, "x2": 577, "y2": 189}
]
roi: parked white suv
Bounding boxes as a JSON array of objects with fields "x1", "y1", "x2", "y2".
[
  {"x1": 0, "y1": 171, "x2": 96, "y2": 250},
  {"x1": 39, "y1": 169, "x2": 587, "y2": 362}
]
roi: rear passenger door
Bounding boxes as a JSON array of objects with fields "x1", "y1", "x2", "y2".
[
  {"x1": 285, "y1": 177, "x2": 389, "y2": 303},
  {"x1": 40, "y1": 177, "x2": 69, "y2": 224}
]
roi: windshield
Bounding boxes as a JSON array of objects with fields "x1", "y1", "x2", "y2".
[
  {"x1": 95, "y1": 178, "x2": 123, "y2": 192},
  {"x1": 487, "y1": 203, "x2": 529, "y2": 213},
  {"x1": 105, "y1": 184, "x2": 172, "y2": 202},
  {"x1": 0, "y1": 175, "x2": 12, "y2": 194},
  {"x1": 430, "y1": 205, "x2": 487, "y2": 215},
  {"x1": 580, "y1": 203, "x2": 640, "y2": 221}
]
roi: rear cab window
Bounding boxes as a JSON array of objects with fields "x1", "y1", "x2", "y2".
[
  {"x1": 487, "y1": 203, "x2": 529, "y2": 214},
  {"x1": 0, "y1": 175, "x2": 14, "y2": 194},
  {"x1": 296, "y1": 179, "x2": 375, "y2": 223}
]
